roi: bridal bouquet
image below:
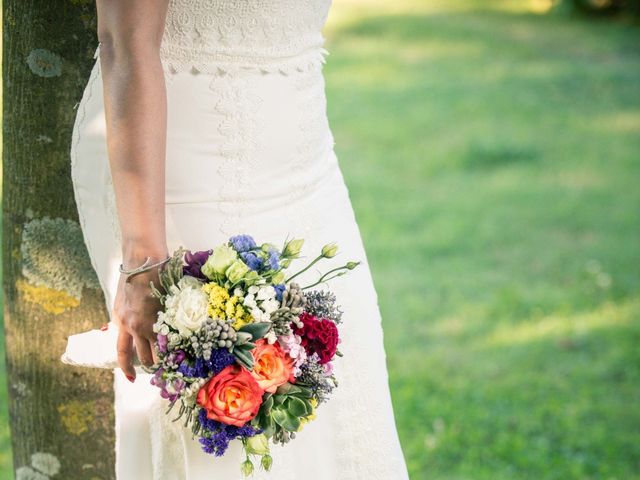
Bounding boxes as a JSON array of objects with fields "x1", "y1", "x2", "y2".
[{"x1": 147, "y1": 235, "x2": 359, "y2": 476}]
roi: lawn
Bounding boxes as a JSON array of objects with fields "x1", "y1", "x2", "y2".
[
  {"x1": 323, "y1": 1, "x2": 640, "y2": 479},
  {"x1": 2, "y1": 0, "x2": 639, "y2": 479}
]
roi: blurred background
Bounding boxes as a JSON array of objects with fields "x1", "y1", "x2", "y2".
[{"x1": 1, "y1": 0, "x2": 639, "y2": 478}]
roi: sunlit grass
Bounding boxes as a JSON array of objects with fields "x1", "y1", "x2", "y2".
[
  {"x1": 483, "y1": 298, "x2": 637, "y2": 347},
  {"x1": 325, "y1": 0, "x2": 640, "y2": 478}
]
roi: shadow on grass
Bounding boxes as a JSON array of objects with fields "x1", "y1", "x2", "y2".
[{"x1": 390, "y1": 297, "x2": 640, "y2": 480}]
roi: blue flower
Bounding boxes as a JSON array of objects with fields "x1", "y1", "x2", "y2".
[
  {"x1": 274, "y1": 284, "x2": 286, "y2": 302},
  {"x1": 267, "y1": 248, "x2": 280, "y2": 271},
  {"x1": 240, "y1": 251, "x2": 263, "y2": 271},
  {"x1": 229, "y1": 235, "x2": 257, "y2": 253},
  {"x1": 177, "y1": 361, "x2": 196, "y2": 377},
  {"x1": 180, "y1": 349, "x2": 236, "y2": 379},
  {"x1": 198, "y1": 408, "x2": 262, "y2": 456}
]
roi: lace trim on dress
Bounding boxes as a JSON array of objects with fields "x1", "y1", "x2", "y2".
[
  {"x1": 208, "y1": 74, "x2": 266, "y2": 238},
  {"x1": 158, "y1": 0, "x2": 332, "y2": 79},
  {"x1": 161, "y1": 47, "x2": 330, "y2": 78},
  {"x1": 91, "y1": 43, "x2": 329, "y2": 83}
]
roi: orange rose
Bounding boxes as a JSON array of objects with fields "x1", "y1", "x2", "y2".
[
  {"x1": 250, "y1": 338, "x2": 295, "y2": 393},
  {"x1": 196, "y1": 364, "x2": 264, "y2": 427}
]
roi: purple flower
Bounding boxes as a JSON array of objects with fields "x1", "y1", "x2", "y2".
[
  {"x1": 179, "y1": 349, "x2": 236, "y2": 379},
  {"x1": 166, "y1": 350, "x2": 186, "y2": 368},
  {"x1": 197, "y1": 408, "x2": 262, "y2": 456},
  {"x1": 150, "y1": 368, "x2": 165, "y2": 389},
  {"x1": 229, "y1": 235, "x2": 257, "y2": 253},
  {"x1": 156, "y1": 334, "x2": 168, "y2": 353},
  {"x1": 240, "y1": 251, "x2": 263, "y2": 271},
  {"x1": 150, "y1": 368, "x2": 185, "y2": 402},
  {"x1": 183, "y1": 249, "x2": 213, "y2": 279}
]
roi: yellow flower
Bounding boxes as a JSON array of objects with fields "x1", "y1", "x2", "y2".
[
  {"x1": 202, "y1": 283, "x2": 252, "y2": 328},
  {"x1": 203, "y1": 283, "x2": 229, "y2": 319}
]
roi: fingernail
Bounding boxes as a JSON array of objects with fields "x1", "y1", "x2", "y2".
[
  {"x1": 126, "y1": 374, "x2": 135, "y2": 383},
  {"x1": 100, "y1": 323, "x2": 109, "y2": 331}
]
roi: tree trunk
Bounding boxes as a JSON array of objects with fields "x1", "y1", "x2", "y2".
[{"x1": 3, "y1": 2, "x2": 115, "y2": 479}]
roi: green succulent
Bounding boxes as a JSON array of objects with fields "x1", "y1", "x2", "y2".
[{"x1": 253, "y1": 383, "x2": 314, "y2": 442}]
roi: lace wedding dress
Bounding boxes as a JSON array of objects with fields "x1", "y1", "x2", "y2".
[{"x1": 61, "y1": 1, "x2": 409, "y2": 479}]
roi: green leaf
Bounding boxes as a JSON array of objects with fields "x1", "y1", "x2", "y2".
[
  {"x1": 234, "y1": 331, "x2": 253, "y2": 346},
  {"x1": 233, "y1": 349, "x2": 254, "y2": 370},
  {"x1": 286, "y1": 396, "x2": 308, "y2": 417},
  {"x1": 275, "y1": 383, "x2": 291, "y2": 395},
  {"x1": 281, "y1": 412, "x2": 301, "y2": 432},
  {"x1": 239, "y1": 322, "x2": 272, "y2": 340},
  {"x1": 271, "y1": 406, "x2": 301, "y2": 432},
  {"x1": 261, "y1": 395, "x2": 274, "y2": 415},
  {"x1": 271, "y1": 407, "x2": 289, "y2": 428},
  {"x1": 262, "y1": 414, "x2": 276, "y2": 437},
  {"x1": 233, "y1": 342, "x2": 256, "y2": 353},
  {"x1": 289, "y1": 386, "x2": 313, "y2": 399},
  {"x1": 300, "y1": 399, "x2": 313, "y2": 416}
]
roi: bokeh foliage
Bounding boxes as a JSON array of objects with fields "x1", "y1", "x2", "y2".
[{"x1": 322, "y1": 0, "x2": 639, "y2": 478}]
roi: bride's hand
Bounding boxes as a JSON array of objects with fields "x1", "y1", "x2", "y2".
[{"x1": 112, "y1": 256, "x2": 165, "y2": 382}]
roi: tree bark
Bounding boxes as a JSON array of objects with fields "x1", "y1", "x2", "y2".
[{"x1": 3, "y1": 2, "x2": 115, "y2": 479}]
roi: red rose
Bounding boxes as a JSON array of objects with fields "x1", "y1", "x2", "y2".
[
  {"x1": 293, "y1": 312, "x2": 339, "y2": 364},
  {"x1": 196, "y1": 364, "x2": 264, "y2": 427}
]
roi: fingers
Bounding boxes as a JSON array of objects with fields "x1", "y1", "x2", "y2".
[
  {"x1": 134, "y1": 333, "x2": 154, "y2": 367},
  {"x1": 117, "y1": 329, "x2": 136, "y2": 382},
  {"x1": 114, "y1": 270, "x2": 163, "y2": 377},
  {"x1": 151, "y1": 341, "x2": 160, "y2": 365}
]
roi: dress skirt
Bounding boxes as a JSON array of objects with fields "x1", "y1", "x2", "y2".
[{"x1": 65, "y1": 50, "x2": 409, "y2": 479}]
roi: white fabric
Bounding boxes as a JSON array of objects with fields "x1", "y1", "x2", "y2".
[{"x1": 62, "y1": 1, "x2": 409, "y2": 478}]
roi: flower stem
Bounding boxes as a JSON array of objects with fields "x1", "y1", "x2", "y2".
[
  {"x1": 301, "y1": 270, "x2": 348, "y2": 290},
  {"x1": 285, "y1": 254, "x2": 324, "y2": 283}
]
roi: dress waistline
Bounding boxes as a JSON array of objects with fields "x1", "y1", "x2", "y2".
[{"x1": 92, "y1": 43, "x2": 330, "y2": 77}]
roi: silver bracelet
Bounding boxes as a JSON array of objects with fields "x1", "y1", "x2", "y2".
[{"x1": 119, "y1": 255, "x2": 171, "y2": 282}]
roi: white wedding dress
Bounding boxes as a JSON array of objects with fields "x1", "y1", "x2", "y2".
[{"x1": 61, "y1": 1, "x2": 409, "y2": 479}]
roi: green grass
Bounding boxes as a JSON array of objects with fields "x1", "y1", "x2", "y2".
[
  {"x1": 1, "y1": 1, "x2": 639, "y2": 478},
  {"x1": 323, "y1": 1, "x2": 640, "y2": 479}
]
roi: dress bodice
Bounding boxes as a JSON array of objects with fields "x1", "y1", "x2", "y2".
[{"x1": 160, "y1": 0, "x2": 332, "y2": 75}]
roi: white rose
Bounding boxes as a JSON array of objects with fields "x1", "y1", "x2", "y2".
[
  {"x1": 171, "y1": 285, "x2": 209, "y2": 337},
  {"x1": 257, "y1": 286, "x2": 276, "y2": 301},
  {"x1": 261, "y1": 298, "x2": 280, "y2": 315},
  {"x1": 250, "y1": 307, "x2": 269, "y2": 323},
  {"x1": 243, "y1": 293, "x2": 257, "y2": 309}
]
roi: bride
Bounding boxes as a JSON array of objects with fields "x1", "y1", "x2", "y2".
[{"x1": 62, "y1": 1, "x2": 410, "y2": 479}]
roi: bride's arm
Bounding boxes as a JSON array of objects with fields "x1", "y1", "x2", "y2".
[{"x1": 96, "y1": 0, "x2": 170, "y2": 381}]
